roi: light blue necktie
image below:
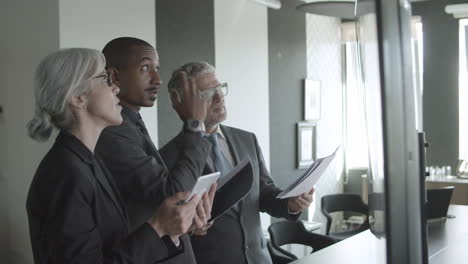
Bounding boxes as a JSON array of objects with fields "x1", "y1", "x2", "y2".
[
  {"x1": 206, "y1": 133, "x2": 232, "y2": 178},
  {"x1": 207, "y1": 133, "x2": 240, "y2": 212}
]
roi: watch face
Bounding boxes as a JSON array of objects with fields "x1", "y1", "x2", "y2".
[{"x1": 190, "y1": 120, "x2": 200, "y2": 128}]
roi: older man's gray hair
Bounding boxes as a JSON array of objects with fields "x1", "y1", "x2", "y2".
[
  {"x1": 27, "y1": 48, "x2": 105, "y2": 142},
  {"x1": 167, "y1": 61, "x2": 215, "y2": 96}
]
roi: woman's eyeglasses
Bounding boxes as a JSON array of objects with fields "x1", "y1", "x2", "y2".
[{"x1": 93, "y1": 72, "x2": 113, "y2": 87}]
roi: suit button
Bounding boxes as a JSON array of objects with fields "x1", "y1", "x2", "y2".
[{"x1": 245, "y1": 245, "x2": 249, "y2": 250}]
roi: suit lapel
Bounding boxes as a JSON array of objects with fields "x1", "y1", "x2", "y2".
[
  {"x1": 146, "y1": 141, "x2": 166, "y2": 171},
  {"x1": 59, "y1": 131, "x2": 128, "y2": 225},
  {"x1": 91, "y1": 160, "x2": 127, "y2": 224},
  {"x1": 221, "y1": 125, "x2": 240, "y2": 166},
  {"x1": 220, "y1": 126, "x2": 246, "y2": 211},
  {"x1": 121, "y1": 108, "x2": 167, "y2": 171},
  {"x1": 130, "y1": 120, "x2": 168, "y2": 172}
]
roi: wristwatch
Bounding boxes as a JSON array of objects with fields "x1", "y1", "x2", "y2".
[{"x1": 184, "y1": 119, "x2": 205, "y2": 134}]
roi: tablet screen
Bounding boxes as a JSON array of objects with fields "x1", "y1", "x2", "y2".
[{"x1": 185, "y1": 172, "x2": 220, "y2": 202}]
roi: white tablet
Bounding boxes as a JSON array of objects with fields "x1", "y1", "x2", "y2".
[{"x1": 185, "y1": 172, "x2": 220, "y2": 202}]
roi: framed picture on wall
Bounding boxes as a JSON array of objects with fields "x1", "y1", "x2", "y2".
[
  {"x1": 304, "y1": 80, "x2": 321, "y2": 121},
  {"x1": 297, "y1": 122, "x2": 316, "y2": 169}
]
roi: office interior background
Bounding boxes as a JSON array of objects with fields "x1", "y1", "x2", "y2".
[{"x1": 0, "y1": 0, "x2": 467, "y2": 263}]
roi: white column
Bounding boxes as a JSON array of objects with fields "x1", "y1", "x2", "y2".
[{"x1": 214, "y1": 0, "x2": 271, "y2": 228}]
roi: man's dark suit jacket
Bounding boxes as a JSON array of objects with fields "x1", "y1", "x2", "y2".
[
  {"x1": 160, "y1": 125, "x2": 301, "y2": 264},
  {"x1": 27, "y1": 131, "x2": 181, "y2": 264},
  {"x1": 96, "y1": 107, "x2": 211, "y2": 264}
]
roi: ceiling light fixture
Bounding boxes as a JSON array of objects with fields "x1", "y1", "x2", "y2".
[{"x1": 250, "y1": 0, "x2": 282, "y2": 10}]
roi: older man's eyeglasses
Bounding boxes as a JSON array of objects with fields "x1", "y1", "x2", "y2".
[
  {"x1": 93, "y1": 72, "x2": 113, "y2": 87},
  {"x1": 200, "y1": 83, "x2": 228, "y2": 99}
]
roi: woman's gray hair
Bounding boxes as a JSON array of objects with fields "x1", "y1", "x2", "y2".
[
  {"x1": 27, "y1": 48, "x2": 105, "y2": 142},
  {"x1": 167, "y1": 61, "x2": 215, "y2": 96}
]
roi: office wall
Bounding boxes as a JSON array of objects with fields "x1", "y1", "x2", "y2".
[
  {"x1": 60, "y1": 0, "x2": 158, "y2": 143},
  {"x1": 268, "y1": 0, "x2": 308, "y2": 220},
  {"x1": 268, "y1": 1, "x2": 343, "y2": 227},
  {"x1": 0, "y1": 0, "x2": 59, "y2": 262},
  {"x1": 215, "y1": 0, "x2": 270, "y2": 167},
  {"x1": 305, "y1": 14, "x2": 343, "y2": 227},
  {"x1": 156, "y1": 0, "x2": 215, "y2": 146},
  {"x1": 268, "y1": 0, "x2": 306, "y2": 187},
  {"x1": 215, "y1": 0, "x2": 271, "y2": 227},
  {"x1": 413, "y1": 0, "x2": 467, "y2": 170},
  {"x1": 0, "y1": 4, "x2": 7, "y2": 260}
]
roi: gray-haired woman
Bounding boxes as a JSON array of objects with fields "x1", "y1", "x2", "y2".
[{"x1": 26, "y1": 48, "x2": 199, "y2": 264}]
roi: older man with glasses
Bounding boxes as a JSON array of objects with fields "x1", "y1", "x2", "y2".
[{"x1": 161, "y1": 61, "x2": 315, "y2": 264}]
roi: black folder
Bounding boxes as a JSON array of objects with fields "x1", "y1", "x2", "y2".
[{"x1": 209, "y1": 158, "x2": 253, "y2": 222}]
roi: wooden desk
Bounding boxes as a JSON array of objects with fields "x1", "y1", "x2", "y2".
[
  {"x1": 426, "y1": 176, "x2": 468, "y2": 205},
  {"x1": 291, "y1": 205, "x2": 468, "y2": 264}
]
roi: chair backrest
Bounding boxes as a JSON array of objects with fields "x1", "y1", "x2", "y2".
[
  {"x1": 426, "y1": 186, "x2": 454, "y2": 219},
  {"x1": 269, "y1": 221, "x2": 308, "y2": 248},
  {"x1": 321, "y1": 193, "x2": 369, "y2": 235},
  {"x1": 267, "y1": 240, "x2": 295, "y2": 264},
  {"x1": 268, "y1": 221, "x2": 337, "y2": 262}
]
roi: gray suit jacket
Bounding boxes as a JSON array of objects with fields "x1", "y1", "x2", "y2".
[
  {"x1": 160, "y1": 125, "x2": 301, "y2": 264},
  {"x1": 96, "y1": 107, "x2": 211, "y2": 264}
]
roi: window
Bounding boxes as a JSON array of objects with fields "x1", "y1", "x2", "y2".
[
  {"x1": 343, "y1": 39, "x2": 369, "y2": 169},
  {"x1": 341, "y1": 18, "x2": 423, "y2": 170},
  {"x1": 411, "y1": 18, "x2": 423, "y2": 131},
  {"x1": 459, "y1": 19, "x2": 468, "y2": 160}
]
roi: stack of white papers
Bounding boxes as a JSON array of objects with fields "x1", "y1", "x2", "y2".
[{"x1": 277, "y1": 146, "x2": 340, "y2": 199}]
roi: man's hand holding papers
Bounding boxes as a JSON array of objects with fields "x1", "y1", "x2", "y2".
[
  {"x1": 288, "y1": 188, "x2": 315, "y2": 214},
  {"x1": 277, "y1": 146, "x2": 340, "y2": 200}
]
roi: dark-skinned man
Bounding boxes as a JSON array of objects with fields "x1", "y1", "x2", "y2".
[{"x1": 96, "y1": 37, "x2": 216, "y2": 264}]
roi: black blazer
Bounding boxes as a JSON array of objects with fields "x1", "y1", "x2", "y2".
[
  {"x1": 96, "y1": 107, "x2": 211, "y2": 264},
  {"x1": 160, "y1": 125, "x2": 301, "y2": 264},
  {"x1": 27, "y1": 131, "x2": 180, "y2": 264}
]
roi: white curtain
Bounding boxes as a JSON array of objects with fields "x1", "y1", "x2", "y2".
[{"x1": 459, "y1": 19, "x2": 468, "y2": 160}]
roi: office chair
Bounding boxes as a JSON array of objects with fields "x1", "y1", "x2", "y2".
[
  {"x1": 426, "y1": 186, "x2": 455, "y2": 220},
  {"x1": 321, "y1": 193, "x2": 369, "y2": 240},
  {"x1": 267, "y1": 241, "x2": 294, "y2": 264},
  {"x1": 267, "y1": 221, "x2": 337, "y2": 263}
]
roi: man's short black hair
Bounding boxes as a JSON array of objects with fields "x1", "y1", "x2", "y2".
[{"x1": 102, "y1": 37, "x2": 153, "y2": 70}]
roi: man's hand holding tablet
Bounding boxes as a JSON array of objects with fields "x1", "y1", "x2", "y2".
[
  {"x1": 184, "y1": 172, "x2": 220, "y2": 202},
  {"x1": 187, "y1": 172, "x2": 220, "y2": 235}
]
